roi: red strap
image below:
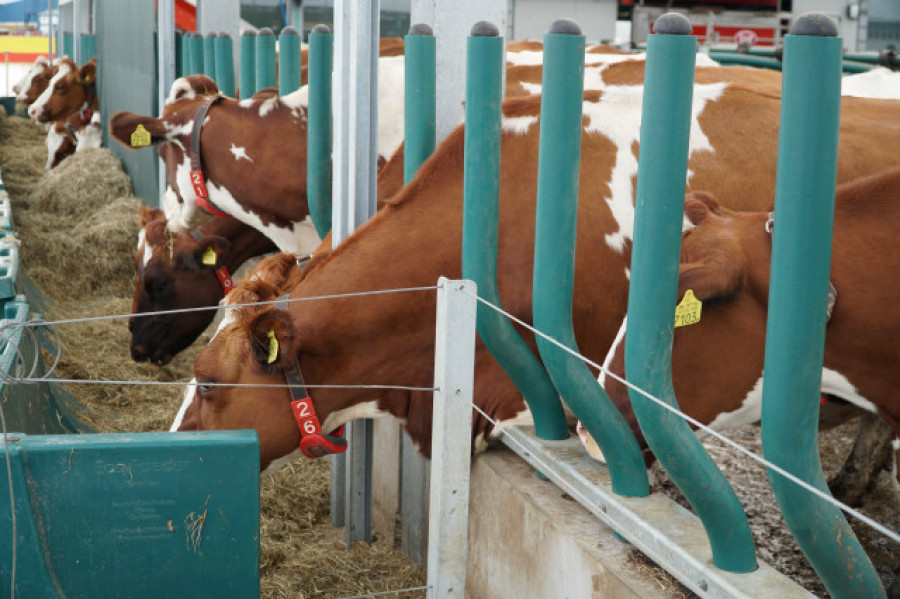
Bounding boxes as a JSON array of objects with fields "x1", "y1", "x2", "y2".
[{"x1": 215, "y1": 266, "x2": 234, "y2": 293}]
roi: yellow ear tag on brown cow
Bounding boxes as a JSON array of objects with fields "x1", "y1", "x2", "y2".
[
  {"x1": 267, "y1": 330, "x2": 279, "y2": 364},
  {"x1": 130, "y1": 124, "x2": 151, "y2": 147},
  {"x1": 201, "y1": 247, "x2": 217, "y2": 266},
  {"x1": 674, "y1": 289, "x2": 702, "y2": 328}
]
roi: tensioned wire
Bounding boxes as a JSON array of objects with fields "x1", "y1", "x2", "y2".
[
  {"x1": 0, "y1": 280, "x2": 897, "y2": 596},
  {"x1": 464, "y1": 288, "x2": 900, "y2": 546}
]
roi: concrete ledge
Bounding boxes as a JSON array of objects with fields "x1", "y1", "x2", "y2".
[{"x1": 467, "y1": 448, "x2": 672, "y2": 599}]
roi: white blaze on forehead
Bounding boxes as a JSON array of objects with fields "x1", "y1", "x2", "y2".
[
  {"x1": 14, "y1": 57, "x2": 49, "y2": 100},
  {"x1": 31, "y1": 61, "x2": 72, "y2": 114},
  {"x1": 229, "y1": 144, "x2": 254, "y2": 162},
  {"x1": 170, "y1": 381, "x2": 196, "y2": 431},
  {"x1": 582, "y1": 81, "x2": 725, "y2": 254},
  {"x1": 501, "y1": 115, "x2": 537, "y2": 135}
]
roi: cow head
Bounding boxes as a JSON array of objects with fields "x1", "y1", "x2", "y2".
[
  {"x1": 177, "y1": 288, "x2": 306, "y2": 471},
  {"x1": 14, "y1": 56, "x2": 55, "y2": 105},
  {"x1": 28, "y1": 58, "x2": 96, "y2": 122},
  {"x1": 586, "y1": 192, "x2": 772, "y2": 461},
  {"x1": 109, "y1": 75, "x2": 228, "y2": 233},
  {"x1": 130, "y1": 208, "x2": 231, "y2": 365}
]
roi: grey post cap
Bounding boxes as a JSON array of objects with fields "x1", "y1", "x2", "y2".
[
  {"x1": 217, "y1": 31, "x2": 231, "y2": 39},
  {"x1": 408, "y1": 23, "x2": 433, "y2": 36},
  {"x1": 311, "y1": 24, "x2": 331, "y2": 35},
  {"x1": 471, "y1": 21, "x2": 499, "y2": 37},
  {"x1": 281, "y1": 26, "x2": 299, "y2": 36},
  {"x1": 206, "y1": 31, "x2": 218, "y2": 38},
  {"x1": 242, "y1": 28, "x2": 258, "y2": 37},
  {"x1": 549, "y1": 18, "x2": 581, "y2": 36},
  {"x1": 790, "y1": 12, "x2": 838, "y2": 37},
  {"x1": 258, "y1": 27, "x2": 275, "y2": 36},
  {"x1": 653, "y1": 13, "x2": 693, "y2": 36}
]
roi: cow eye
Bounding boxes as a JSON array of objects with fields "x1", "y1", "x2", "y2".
[
  {"x1": 197, "y1": 381, "x2": 215, "y2": 395},
  {"x1": 54, "y1": 83, "x2": 65, "y2": 91}
]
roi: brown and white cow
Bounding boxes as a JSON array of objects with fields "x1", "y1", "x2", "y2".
[
  {"x1": 108, "y1": 55, "x2": 406, "y2": 253},
  {"x1": 174, "y1": 81, "x2": 900, "y2": 471},
  {"x1": 129, "y1": 207, "x2": 279, "y2": 365},
  {"x1": 13, "y1": 56, "x2": 55, "y2": 107},
  {"x1": 27, "y1": 57, "x2": 102, "y2": 168},
  {"x1": 594, "y1": 168, "x2": 900, "y2": 501}
]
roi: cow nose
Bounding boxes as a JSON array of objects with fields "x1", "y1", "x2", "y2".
[{"x1": 131, "y1": 343, "x2": 149, "y2": 362}]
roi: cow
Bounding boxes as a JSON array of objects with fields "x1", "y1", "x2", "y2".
[
  {"x1": 108, "y1": 43, "x2": 557, "y2": 250},
  {"x1": 124, "y1": 75, "x2": 410, "y2": 365},
  {"x1": 26, "y1": 57, "x2": 102, "y2": 168},
  {"x1": 591, "y1": 168, "x2": 900, "y2": 504},
  {"x1": 13, "y1": 56, "x2": 55, "y2": 107},
  {"x1": 129, "y1": 206, "x2": 279, "y2": 365},
  {"x1": 173, "y1": 80, "x2": 900, "y2": 471}
]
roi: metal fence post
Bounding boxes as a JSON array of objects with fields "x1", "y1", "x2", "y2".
[
  {"x1": 427, "y1": 277, "x2": 476, "y2": 599},
  {"x1": 306, "y1": 25, "x2": 333, "y2": 238},
  {"x1": 278, "y1": 26, "x2": 301, "y2": 96},
  {"x1": 188, "y1": 32, "x2": 204, "y2": 78},
  {"x1": 203, "y1": 32, "x2": 217, "y2": 80},
  {"x1": 255, "y1": 28, "x2": 277, "y2": 93},
  {"x1": 214, "y1": 33, "x2": 235, "y2": 98}
]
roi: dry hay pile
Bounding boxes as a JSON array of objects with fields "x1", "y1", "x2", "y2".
[{"x1": 0, "y1": 111, "x2": 425, "y2": 598}]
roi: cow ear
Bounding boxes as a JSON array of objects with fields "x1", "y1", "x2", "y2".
[
  {"x1": 684, "y1": 191, "x2": 722, "y2": 225},
  {"x1": 109, "y1": 111, "x2": 169, "y2": 149},
  {"x1": 79, "y1": 59, "x2": 96, "y2": 85},
  {"x1": 193, "y1": 236, "x2": 231, "y2": 269},
  {"x1": 247, "y1": 309, "x2": 298, "y2": 370}
]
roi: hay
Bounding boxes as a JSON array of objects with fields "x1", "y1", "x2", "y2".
[{"x1": 0, "y1": 115, "x2": 426, "y2": 598}]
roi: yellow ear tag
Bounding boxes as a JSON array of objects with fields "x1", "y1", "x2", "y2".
[
  {"x1": 130, "y1": 124, "x2": 151, "y2": 147},
  {"x1": 201, "y1": 247, "x2": 217, "y2": 266},
  {"x1": 267, "y1": 330, "x2": 279, "y2": 364},
  {"x1": 83, "y1": 74, "x2": 91, "y2": 83},
  {"x1": 674, "y1": 289, "x2": 702, "y2": 328}
]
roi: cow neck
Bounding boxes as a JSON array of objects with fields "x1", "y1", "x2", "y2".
[
  {"x1": 275, "y1": 293, "x2": 347, "y2": 458},
  {"x1": 765, "y1": 211, "x2": 837, "y2": 320},
  {"x1": 80, "y1": 81, "x2": 96, "y2": 121},
  {"x1": 189, "y1": 230, "x2": 234, "y2": 295},
  {"x1": 189, "y1": 96, "x2": 232, "y2": 219}
]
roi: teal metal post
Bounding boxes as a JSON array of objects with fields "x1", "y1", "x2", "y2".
[
  {"x1": 462, "y1": 22, "x2": 569, "y2": 444},
  {"x1": 624, "y1": 13, "x2": 757, "y2": 571},
  {"x1": 255, "y1": 28, "x2": 277, "y2": 93},
  {"x1": 203, "y1": 32, "x2": 217, "y2": 80},
  {"x1": 404, "y1": 24, "x2": 436, "y2": 184},
  {"x1": 532, "y1": 19, "x2": 648, "y2": 497},
  {"x1": 761, "y1": 13, "x2": 885, "y2": 597},
  {"x1": 278, "y1": 26, "x2": 301, "y2": 95},
  {"x1": 214, "y1": 32, "x2": 235, "y2": 97},
  {"x1": 180, "y1": 32, "x2": 191, "y2": 77},
  {"x1": 306, "y1": 24, "x2": 333, "y2": 238},
  {"x1": 239, "y1": 30, "x2": 257, "y2": 99},
  {"x1": 188, "y1": 32, "x2": 204, "y2": 78}
]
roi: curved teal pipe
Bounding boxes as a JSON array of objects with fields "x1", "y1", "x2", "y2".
[
  {"x1": 306, "y1": 28, "x2": 333, "y2": 238},
  {"x1": 239, "y1": 31, "x2": 257, "y2": 99},
  {"x1": 532, "y1": 22, "x2": 648, "y2": 497},
  {"x1": 625, "y1": 16, "x2": 757, "y2": 572},
  {"x1": 462, "y1": 24, "x2": 569, "y2": 443},
  {"x1": 403, "y1": 26, "x2": 436, "y2": 184},
  {"x1": 278, "y1": 27, "x2": 301, "y2": 95},
  {"x1": 214, "y1": 33, "x2": 235, "y2": 98},
  {"x1": 762, "y1": 16, "x2": 885, "y2": 597},
  {"x1": 255, "y1": 28, "x2": 277, "y2": 93}
]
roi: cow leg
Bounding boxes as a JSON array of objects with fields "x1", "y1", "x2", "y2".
[{"x1": 827, "y1": 411, "x2": 894, "y2": 507}]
